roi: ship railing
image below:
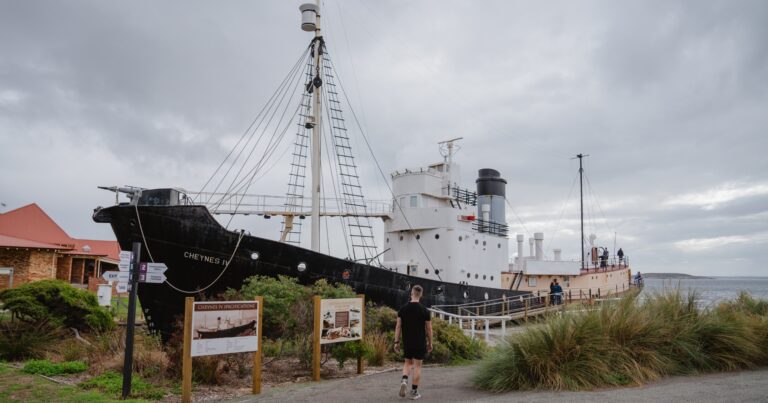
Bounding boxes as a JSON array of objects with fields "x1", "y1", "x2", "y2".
[
  {"x1": 188, "y1": 191, "x2": 393, "y2": 218},
  {"x1": 427, "y1": 308, "x2": 514, "y2": 343},
  {"x1": 444, "y1": 185, "x2": 477, "y2": 206},
  {"x1": 472, "y1": 219, "x2": 509, "y2": 237}
]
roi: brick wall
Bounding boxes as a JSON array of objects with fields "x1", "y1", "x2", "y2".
[
  {"x1": 56, "y1": 255, "x2": 72, "y2": 281},
  {"x1": 0, "y1": 248, "x2": 57, "y2": 289}
]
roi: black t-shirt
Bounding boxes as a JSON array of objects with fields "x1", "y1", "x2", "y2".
[{"x1": 398, "y1": 301, "x2": 431, "y2": 351}]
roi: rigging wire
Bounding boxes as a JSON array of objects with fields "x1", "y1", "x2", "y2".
[
  {"x1": 327, "y1": 57, "x2": 441, "y2": 280},
  {"x1": 197, "y1": 46, "x2": 311, "y2": 204},
  {"x1": 505, "y1": 199, "x2": 532, "y2": 239},
  {"x1": 545, "y1": 170, "x2": 579, "y2": 252}
]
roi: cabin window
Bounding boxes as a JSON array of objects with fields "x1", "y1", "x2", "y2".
[
  {"x1": 410, "y1": 195, "x2": 418, "y2": 207},
  {"x1": 528, "y1": 277, "x2": 537, "y2": 287},
  {"x1": 491, "y1": 276, "x2": 494, "y2": 281},
  {"x1": 483, "y1": 241, "x2": 486, "y2": 246},
  {"x1": 458, "y1": 236, "x2": 463, "y2": 241},
  {"x1": 386, "y1": 238, "x2": 389, "y2": 243},
  {"x1": 467, "y1": 273, "x2": 470, "y2": 278},
  {"x1": 483, "y1": 275, "x2": 486, "y2": 280},
  {"x1": 475, "y1": 274, "x2": 479, "y2": 279},
  {"x1": 399, "y1": 236, "x2": 404, "y2": 241},
  {"x1": 425, "y1": 269, "x2": 429, "y2": 275},
  {"x1": 475, "y1": 239, "x2": 479, "y2": 245},
  {"x1": 434, "y1": 234, "x2": 440, "y2": 240},
  {"x1": 497, "y1": 243, "x2": 501, "y2": 248}
]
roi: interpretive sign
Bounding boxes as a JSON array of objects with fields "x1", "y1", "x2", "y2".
[
  {"x1": 319, "y1": 297, "x2": 364, "y2": 345},
  {"x1": 191, "y1": 301, "x2": 260, "y2": 357},
  {"x1": 182, "y1": 297, "x2": 264, "y2": 403},
  {"x1": 312, "y1": 295, "x2": 365, "y2": 381}
]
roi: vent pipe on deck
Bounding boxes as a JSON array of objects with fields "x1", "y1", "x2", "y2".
[
  {"x1": 554, "y1": 248, "x2": 562, "y2": 261},
  {"x1": 516, "y1": 234, "x2": 524, "y2": 267},
  {"x1": 534, "y1": 232, "x2": 544, "y2": 261}
]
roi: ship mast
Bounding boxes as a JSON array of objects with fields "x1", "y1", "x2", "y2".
[
  {"x1": 301, "y1": 1, "x2": 323, "y2": 252},
  {"x1": 575, "y1": 153, "x2": 588, "y2": 269}
]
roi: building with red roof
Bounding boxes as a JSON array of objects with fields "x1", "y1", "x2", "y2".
[{"x1": 0, "y1": 203, "x2": 120, "y2": 290}]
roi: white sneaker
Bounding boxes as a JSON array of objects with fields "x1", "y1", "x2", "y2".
[
  {"x1": 409, "y1": 390, "x2": 421, "y2": 400},
  {"x1": 399, "y1": 380, "x2": 407, "y2": 398}
]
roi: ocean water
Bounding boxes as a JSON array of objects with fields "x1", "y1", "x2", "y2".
[{"x1": 641, "y1": 277, "x2": 768, "y2": 307}]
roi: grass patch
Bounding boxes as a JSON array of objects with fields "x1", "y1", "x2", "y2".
[
  {"x1": 23, "y1": 360, "x2": 87, "y2": 376},
  {"x1": 0, "y1": 363, "x2": 148, "y2": 402},
  {"x1": 473, "y1": 290, "x2": 768, "y2": 392},
  {"x1": 79, "y1": 371, "x2": 166, "y2": 400}
]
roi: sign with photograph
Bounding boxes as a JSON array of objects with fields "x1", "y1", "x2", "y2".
[
  {"x1": 191, "y1": 301, "x2": 260, "y2": 357},
  {"x1": 319, "y1": 297, "x2": 363, "y2": 345}
]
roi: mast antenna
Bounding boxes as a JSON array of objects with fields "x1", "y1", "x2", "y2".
[
  {"x1": 573, "y1": 153, "x2": 589, "y2": 269},
  {"x1": 300, "y1": 1, "x2": 323, "y2": 252}
]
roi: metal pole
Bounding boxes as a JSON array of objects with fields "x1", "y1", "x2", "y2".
[
  {"x1": 484, "y1": 320, "x2": 489, "y2": 342},
  {"x1": 309, "y1": 0, "x2": 323, "y2": 252},
  {"x1": 122, "y1": 242, "x2": 141, "y2": 399},
  {"x1": 471, "y1": 319, "x2": 476, "y2": 339},
  {"x1": 501, "y1": 319, "x2": 506, "y2": 338},
  {"x1": 577, "y1": 154, "x2": 585, "y2": 270}
]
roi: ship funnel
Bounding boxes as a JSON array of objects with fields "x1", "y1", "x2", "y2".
[
  {"x1": 299, "y1": 3, "x2": 318, "y2": 32},
  {"x1": 534, "y1": 232, "x2": 544, "y2": 261},
  {"x1": 476, "y1": 168, "x2": 507, "y2": 227}
]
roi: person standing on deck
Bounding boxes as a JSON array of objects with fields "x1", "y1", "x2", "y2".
[{"x1": 394, "y1": 285, "x2": 433, "y2": 400}]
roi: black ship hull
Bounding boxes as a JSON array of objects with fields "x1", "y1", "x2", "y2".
[{"x1": 94, "y1": 203, "x2": 533, "y2": 340}]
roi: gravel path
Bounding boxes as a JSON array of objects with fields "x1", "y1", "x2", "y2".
[{"x1": 225, "y1": 365, "x2": 768, "y2": 403}]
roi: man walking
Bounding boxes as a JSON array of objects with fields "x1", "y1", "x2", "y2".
[{"x1": 394, "y1": 285, "x2": 433, "y2": 400}]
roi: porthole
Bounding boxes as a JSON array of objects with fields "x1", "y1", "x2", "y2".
[
  {"x1": 467, "y1": 273, "x2": 471, "y2": 279},
  {"x1": 475, "y1": 239, "x2": 479, "y2": 245},
  {"x1": 483, "y1": 241, "x2": 486, "y2": 246},
  {"x1": 497, "y1": 243, "x2": 501, "y2": 248},
  {"x1": 425, "y1": 269, "x2": 429, "y2": 274},
  {"x1": 463, "y1": 291, "x2": 468, "y2": 299},
  {"x1": 297, "y1": 262, "x2": 307, "y2": 272},
  {"x1": 484, "y1": 292, "x2": 489, "y2": 300},
  {"x1": 435, "y1": 269, "x2": 440, "y2": 275},
  {"x1": 434, "y1": 234, "x2": 440, "y2": 239},
  {"x1": 386, "y1": 238, "x2": 389, "y2": 243},
  {"x1": 491, "y1": 276, "x2": 494, "y2": 281},
  {"x1": 475, "y1": 274, "x2": 479, "y2": 279},
  {"x1": 459, "y1": 236, "x2": 463, "y2": 241},
  {"x1": 483, "y1": 275, "x2": 487, "y2": 280},
  {"x1": 416, "y1": 234, "x2": 421, "y2": 240},
  {"x1": 250, "y1": 252, "x2": 260, "y2": 260}
]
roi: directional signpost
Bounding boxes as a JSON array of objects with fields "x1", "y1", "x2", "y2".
[{"x1": 103, "y1": 271, "x2": 130, "y2": 282}]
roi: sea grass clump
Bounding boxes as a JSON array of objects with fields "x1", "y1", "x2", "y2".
[{"x1": 473, "y1": 290, "x2": 768, "y2": 392}]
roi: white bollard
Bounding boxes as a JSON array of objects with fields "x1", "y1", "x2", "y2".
[
  {"x1": 484, "y1": 320, "x2": 490, "y2": 342},
  {"x1": 448, "y1": 316, "x2": 452, "y2": 325},
  {"x1": 501, "y1": 319, "x2": 506, "y2": 338},
  {"x1": 459, "y1": 318, "x2": 463, "y2": 330},
  {"x1": 471, "y1": 319, "x2": 476, "y2": 339}
]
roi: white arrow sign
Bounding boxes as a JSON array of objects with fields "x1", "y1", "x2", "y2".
[
  {"x1": 118, "y1": 262, "x2": 130, "y2": 272},
  {"x1": 142, "y1": 273, "x2": 167, "y2": 284},
  {"x1": 103, "y1": 271, "x2": 130, "y2": 282},
  {"x1": 146, "y1": 263, "x2": 167, "y2": 275},
  {"x1": 119, "y1": 251, "x2": 133, "y2": 263}
]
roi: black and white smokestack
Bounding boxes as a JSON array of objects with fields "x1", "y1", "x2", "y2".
[{"x1": 476, "y1": 169, "x2": 507, "y2": 226}]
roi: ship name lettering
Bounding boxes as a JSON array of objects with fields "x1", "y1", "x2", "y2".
[{"x1": 183, "y1": 251, "x2": 228, "y2": 266}]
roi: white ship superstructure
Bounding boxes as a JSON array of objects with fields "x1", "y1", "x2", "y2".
[{"x1": 382, "y1": 139, "x2": 510, "y2": 288}]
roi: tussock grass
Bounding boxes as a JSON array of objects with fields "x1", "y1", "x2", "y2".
[{"x1": 473, "y1": 290, "x2": 768, "y2": 392}]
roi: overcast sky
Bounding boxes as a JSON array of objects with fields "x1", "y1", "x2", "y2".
[{"x1": 1, "y1": 0, "x2": 766, "y2": 276}]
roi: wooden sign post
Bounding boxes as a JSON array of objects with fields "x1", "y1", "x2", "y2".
[
  {"x1": 356, "y1": 294, "x2": 365, "y2": 375},
  {"x1": 182, "y1": 297, "x2": 264, "y2": 403},
  {"x1": 312, "y1": 295, "x2": 321, "y2": 381}
]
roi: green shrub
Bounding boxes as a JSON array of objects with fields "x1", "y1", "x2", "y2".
[
  {"x1": 473, "y1": 290, "x2": 768, "y2": 392},
  {"x1": 0, "y1": 280, "x2": 113, "y2": 332},
  {"x1": 365, "y1": 304, "x2": 398, "y2": 334},
  {"x1": 23, "y1": 359, "x2": 87, "y2": 376},
  {"x1": 0, "y1": 319, "x2": 64, "y2": 361},
  {"x1": 427, "y1": 319, "x2": 487, "y2": 364},
  {"x1": 331, "y1": 340, "x2": 369, "y2": 369},
  {"x1": 79, "y1": 371, "x2": 165, "y2": 400}
]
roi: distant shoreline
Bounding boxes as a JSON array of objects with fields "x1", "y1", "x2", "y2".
[{"x1": 643, "y1": 272, "x2": 715, "y2": 280}]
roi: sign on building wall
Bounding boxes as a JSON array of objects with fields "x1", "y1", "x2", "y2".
[
  {"x1": 191, "y1": 301, "x2": 260, "y2": 357},
  {"x1": 319, "y1": 297, "x2": 363, "y2": 345}
]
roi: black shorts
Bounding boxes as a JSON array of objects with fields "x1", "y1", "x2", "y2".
[{"x1": 403, "y1": 348, "x2": 426, "y2": 360}]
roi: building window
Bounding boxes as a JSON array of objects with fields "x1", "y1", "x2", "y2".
[{"x1": 410, "y1": 195, "x2": 418, "y2": 207}]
